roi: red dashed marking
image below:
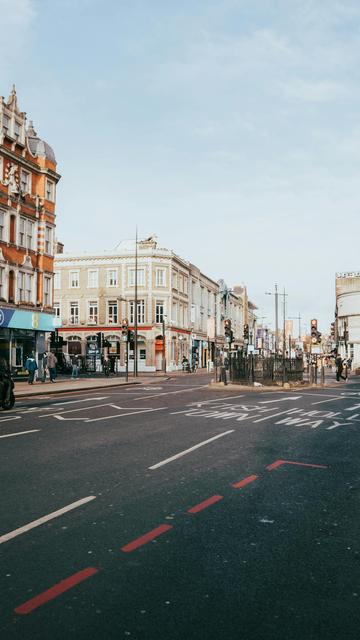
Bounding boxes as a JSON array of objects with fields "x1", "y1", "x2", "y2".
[
  {"x1": 232, "y1": 474, "x2": 258, "y2": 489},
  {"x1": 121, "y1": 524, "x2": 173, "y2": 553},
  {"x1": 187, "y1": 495, "x2": 224, "y2": 514},
  {"x1": 267, "y1": 459, "x2": 328, "y2": 471},
  {"x1": 15, "y1": 567, "x2": 99, "y2": 615}
]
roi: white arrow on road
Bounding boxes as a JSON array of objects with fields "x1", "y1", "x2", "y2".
[{"x1": 260, "y1": 397, "x2": 301, "y2": 404}]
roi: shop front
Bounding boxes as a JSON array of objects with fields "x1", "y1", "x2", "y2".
[{"x1": 0, "y1": 306, "x2": 55, "y2": 373}]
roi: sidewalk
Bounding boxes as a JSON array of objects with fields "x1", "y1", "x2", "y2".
[{"x1": 14, "y1": 374, "x2": 169, "y2": 398}]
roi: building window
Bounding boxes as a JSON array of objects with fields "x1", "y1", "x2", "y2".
[
  {"x1": 108, "y1": 300, "x2": 118, "y2": 324},
  {"x1": 18, "y1": 217, "x2": 25, "y2": 247},
  {"x1": 45, "y1": 180, "x2": 55, "y2": 202},
  {"x1": 44, "y1": 276, "x2": 51, "y2": 306},
  {"x1": 20, "y1": 169, "x2": 31, "y2": 194},
  {"x1": 107, "y1": 269, "x2": 117, "y2": 287},
  {"x1": 45, "y1": 226, "x2": 52, "y2": 254},
  {"x1": 172, "y1": 271, "x2": 178, "y2": 289},
  {"x1": 88, "y1": 269, "x2": 98, "y2": 288},
  {"x1": 0, "y1": 211, "x2": 5, "y2": 241},
  {"x1": 70, "y1": 302, "x2": 79, "y2": 325},
  {"x1": 54, "y1": 271, "x2": 61, "y2": 289},
  {"x1": 69, "y1": 270, "x2": 79, "y2": 288},
  {"x1": 3, "y1": 115, "x2": 10, "y2": 135},
  {"x1": 88, "y1": 301, "x2": 98, "y2": 324},
  {"x1": 53, "y1": 302, "x2": 61, "y2": 318},
  {"x1": 14, "y1": 121, "x2": 21, "y2": 140},
  {"x1": 156, "y1": 301, "x2": 164, "y2": 324},
  {"x1": 18, "y1": 272, "x2": 32, "y2": 303},
  {"x1": 128, "y1": 268, "x2": 145, "y2": 286},
  {"x1": 179, "y1": 274, "x2": 184, "y2": 293},
  {"x1": 156, "y1": 268, "x2": 166, "y2": 287},
  {"x1": 129, "y1": 299, "x2": 145, "y2": 324},
  {"x1": 26, "y1": 220, "x2": 34, "y2": 250},
  {"x1": 172, "y1": 302, "x2": 177, "y2": 324},
  {"x1": 0, "y1": 267, "x2": 5, "y2": 298}
]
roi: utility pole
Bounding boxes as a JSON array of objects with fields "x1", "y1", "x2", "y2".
[
  {"x1": 282, "y1": 288, "x2": 288, "y2": 385},
  {"x1": 265, "y1": 283, "x2": 279, "y2": 354},
  {"x1": 134, "y1": 227, "x2": 138, "y2": 378},
  {"x1": 214, "y1": 291, "x2": 218, "y2": 382}
]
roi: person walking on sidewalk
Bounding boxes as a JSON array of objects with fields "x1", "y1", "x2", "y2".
[
  {"x1": 47, "y1": 351, "x2": 57, "y2": 383},
  {"x1": 40, "y1": 352, "x2": 48, "y2": 383},
  {"x1": 71, "y1": 355, "x2": 80, "y2": 380},
  {"x1": 335, "y1": 355, "x2": 347, "y2": 381},
  {"x1": 25, "y1": 353, "x2": 38, "y2": 385}
]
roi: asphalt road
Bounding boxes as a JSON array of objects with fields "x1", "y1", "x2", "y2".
[{"x1": 1, "y1": 374, "x2": 360, "y2": 639}]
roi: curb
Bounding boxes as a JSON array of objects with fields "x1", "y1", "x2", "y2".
[{"x1": 15, "y1": 376, "x2": 170, "y2": 399}]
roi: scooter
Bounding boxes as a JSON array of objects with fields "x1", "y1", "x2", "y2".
[{"x1": 0, "y1": 371, "x2": 15, "y2": 410}]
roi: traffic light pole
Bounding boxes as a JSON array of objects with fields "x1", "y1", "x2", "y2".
[
  {"x1": 126, "y1": 337, "x2": 129, "y2": 382},
  {"x1": 134, "y1": 227, "x2": 138, "y2": 378}
]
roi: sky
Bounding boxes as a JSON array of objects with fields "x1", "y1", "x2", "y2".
[{"x1": 2, "y1": 0, "x2": 360, "y2": 334}]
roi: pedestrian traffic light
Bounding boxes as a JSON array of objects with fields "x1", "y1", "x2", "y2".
[
  {"x1": 243, "y1": 324, "x2": 249, "y2": 340},
  {"x1": 310, "y1": 319, "x2": 318, "y2": 343}
]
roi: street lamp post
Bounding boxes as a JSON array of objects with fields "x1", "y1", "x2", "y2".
[{"x1": 162, "y1": 314, "x2": 167, "y2": 373}]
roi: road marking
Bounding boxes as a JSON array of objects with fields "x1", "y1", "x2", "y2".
[
  {"x1": 149, "y1": 430, "x2": 234, "y2": 470},
  {"x1": 121, "y1": 524, "x2": 173, "y2": 553},
  {"x1": 85, "y1": 406, "x2": 167, "y2": 423},
  {"x1": 187, "y1": 495, "x2": 224, "y2": 514},
  {"x1": 259, "y1": 397, "x2": 301, "y2": 404},
  {"x1": 0, "y1": 416, "x2": 21, "y2": 423},
  {"x1": 0, "y1": 429, "x2": 39, "y2": 439},
  {"x1": 311, "y1": 397, "x2": 342, "y2": 405},
  {"x1": 0, "y1": 495, "x2": 96, "y2": 544},
  {"x1": 52, "y1": 396, "x2": 108, "y2": 406},
  {"x1": 133, "y1": 385, "x2": 207, "y2": 400},
  {"x1": 253, "y1": 409, "x2": 298, "y2": 423},
  {"x1": 266, "y1": 459, "x2": 327, "y2": 471},
  {"x1": 15, "y1": 567, "x2": 99, "y2": 615},
  {"x1": 189, "y1": 394, "x2": 245, "y2": 406},
  {"x1": 39, "y1": 402, "x2": 113, "y2": 418},
  {"x1": 232, "y1": 474, "x2": 258, "y2": 489}
]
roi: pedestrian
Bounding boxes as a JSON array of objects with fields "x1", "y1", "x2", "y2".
[
  {"x1": 71, "y1": 355, "x2": 80, "y2": 380},
  {"x1": 25, "y1": 353, "x2": 38, "y2": 385},
  {"x1": 47, "y1": 351, "x2": 58, "y2": 382},
  {"x1": 41, "y1": 352, "x2": 48, "y2": 383},
  {"x1": 335, "y1": 355, "x2": 347, "y2": 382}
]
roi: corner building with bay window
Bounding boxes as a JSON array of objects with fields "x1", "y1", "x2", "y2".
[
  {"x1": 54, "y1": 237, "x2": 247, "y2": 372},
  {"x1": 0, "y1": 86, "x2": 60, "y2": 370}
]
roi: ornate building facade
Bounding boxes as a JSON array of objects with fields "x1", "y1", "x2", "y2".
[
  {"x1": 54, "y1": 237, "x2": 248, "y2": 372},
  {"x1": 0, "y1": 86, "x2": 60, "y2": 370},
  {"x1": 336, "y1": 272, "x2": 360, "y2": 369}
]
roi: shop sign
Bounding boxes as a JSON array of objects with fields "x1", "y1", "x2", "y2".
[{"x1": 0, "y1": 307, "x2": 56, "y2": 332}]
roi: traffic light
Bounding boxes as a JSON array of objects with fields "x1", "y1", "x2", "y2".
[
  {"x1": 310, "y1": 319, "x2": 318, "y2": 343},
  {"x1": 128, "y1": 330, "x2": 135, "y2": 348},
  {"x1": 317, "y1": 331, "x2": 322, "y2": 344},
  {"x1": 224, "y1": 319, "x2": 232, "y2": 343},
  {"x1": 121, "y1": 319, "x2": 128, "y2": 338},
  {"x1": 243, "y1": 324, "x2": 249, "y2": 340},
  {"x1": 96, "y1": 332, "x2": 103, "y2": 349},
  {"x1": 330, "y1": 322, "x2": 335, "y2": 340}
]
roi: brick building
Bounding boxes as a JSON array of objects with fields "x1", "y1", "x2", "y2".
[{"x1": 0, "y1": 86, "x2": 60, "y2": 371}]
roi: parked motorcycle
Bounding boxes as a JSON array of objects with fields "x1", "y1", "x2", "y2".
[{"x1": 0, "y1": 370, "x2": 15, "y2": 410}]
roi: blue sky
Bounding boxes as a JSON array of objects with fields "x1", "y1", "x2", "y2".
[{"x1": 2, "y1": 0, "x2": 360, "y2": 332}]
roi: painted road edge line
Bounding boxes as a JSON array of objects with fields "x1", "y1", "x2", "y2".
[
  {"x1": 149, "y1": 430, "x2": 234, "y2": 470},
  {"x1": 0, "y1": 496, "x2": 96, "y2": 544},
  {"x1": 0, "y1": 429, "x2": 39, "y2": 439},
  {"x1": 121, "y1": 524, "x2": 173, "y2": 553},
  {"x1": 232, "y1": 474, "x2": 258, "y2": 489},
  {"x1": 15, "y1": 567, "x2": 99, "y2": 615},
  {"x1": 188, "y1": 495, "x2": 224, "y2": 514}
]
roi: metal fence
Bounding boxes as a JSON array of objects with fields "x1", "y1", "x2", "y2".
[{"x1": 227, "y1": 353, "x2": 304, "y2": 385}]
